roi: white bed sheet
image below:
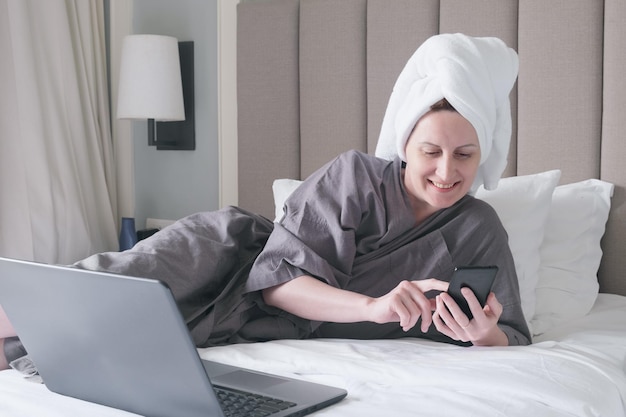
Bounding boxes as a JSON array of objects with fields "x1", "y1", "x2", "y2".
[{"x1": 1, "y1": 294, "x2": 625, "y2": 417}]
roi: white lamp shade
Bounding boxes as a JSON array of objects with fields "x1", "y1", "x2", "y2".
[{"x1": 117, "y1": 35, "x2": 185, "y2": 121}]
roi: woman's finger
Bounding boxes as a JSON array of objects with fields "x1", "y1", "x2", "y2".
[{"x1": 412, "y1": 278, "x2": 449, "y2": 294}]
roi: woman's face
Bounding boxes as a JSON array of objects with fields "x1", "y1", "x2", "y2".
[{"x1": 403, "y1": 110, "x2": 480, "y2": 219}]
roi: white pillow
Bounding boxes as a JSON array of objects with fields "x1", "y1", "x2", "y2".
[
  {"x1": 475, "y1": 170, "x2": 561, "y2": 329},
  {"x1": 272, "y1": 178, "x2": 303, "y2": 222},
  {"x1": 531, "y1": 179, "x2": 614, "y2": 335}
]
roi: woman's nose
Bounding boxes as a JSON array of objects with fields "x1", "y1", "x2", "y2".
[{"x1": 436, "y1": 156, "x2": 455, "y2": 181}]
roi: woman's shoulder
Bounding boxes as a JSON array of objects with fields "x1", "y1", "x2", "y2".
[
  {"x1": 326, "y1": 150, "x2": 397, "y2": 181},
  {"x1": 290, "y1": 150, "x2": 391, "y2": 202}
]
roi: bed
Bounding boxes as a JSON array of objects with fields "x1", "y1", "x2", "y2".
[{"x1": 2, "y1": 0, "x2": 626, "y2": 415}]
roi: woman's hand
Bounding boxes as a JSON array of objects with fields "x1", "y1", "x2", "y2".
[
  {"x1": 432, "y1": 288, "x2": 508, "y2": 346},
  {"x1": 366, "y1": 279, "x2": 449, "y2": 332}
]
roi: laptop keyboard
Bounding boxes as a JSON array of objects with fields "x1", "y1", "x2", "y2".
[{"x1": 214, "y1": 386, "x2": 297, "y2": 417}]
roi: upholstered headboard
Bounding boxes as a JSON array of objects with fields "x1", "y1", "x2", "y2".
[{"x1": 236, "y1": 0, "x2": 626, "y2": 296}]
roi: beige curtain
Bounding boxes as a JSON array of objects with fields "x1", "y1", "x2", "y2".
[{"x1": 0, "y1": 0, "x2": 119, "y2": 264}]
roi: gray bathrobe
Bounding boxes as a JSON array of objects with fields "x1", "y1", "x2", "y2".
[{"x1": 75, "y1": 150, "x2": 531, "y2": 347}]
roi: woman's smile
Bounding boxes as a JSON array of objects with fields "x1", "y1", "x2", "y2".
[{"x1": 429, "y1": 180, "x2": 459, "y2": 190}]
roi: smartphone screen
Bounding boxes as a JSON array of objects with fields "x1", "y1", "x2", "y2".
[{"x1": 447, "y1": 265, "x2": 498, "y2": 320}]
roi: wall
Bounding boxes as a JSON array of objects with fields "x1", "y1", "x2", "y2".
[{"x1": 132, "y1": 0, "x2": 219, "y2": 228}]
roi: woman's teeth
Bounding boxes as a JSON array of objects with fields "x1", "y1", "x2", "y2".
[{"x1": 432, "y1": 181, "x2": 455, "y2": 189}]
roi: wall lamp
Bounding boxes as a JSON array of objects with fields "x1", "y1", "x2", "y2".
[{"x1": 117, "y1": 34, "x2": 195, "y2": 150}]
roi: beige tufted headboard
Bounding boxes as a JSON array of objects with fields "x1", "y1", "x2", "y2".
[{"x1": 236, "y1": 0, "x2": 626, "y2": 296}]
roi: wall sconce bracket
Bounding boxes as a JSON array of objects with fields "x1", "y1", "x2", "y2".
[{"x1": 155, "y1": 41, "x2": 195, "y2": 150}]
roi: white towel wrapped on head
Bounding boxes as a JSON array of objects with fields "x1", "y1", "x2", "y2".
[{"x1": 375, "y1": 33, "x2": 519, "y2": 191}]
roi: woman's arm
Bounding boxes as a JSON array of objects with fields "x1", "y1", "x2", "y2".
[{"x1": 262, "y1": 275, "x2": 449, "y2": 333}]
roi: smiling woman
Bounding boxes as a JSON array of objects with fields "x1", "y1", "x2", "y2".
[{"x1": 249, "y1": 33, "x2": 527, "y2": 348}]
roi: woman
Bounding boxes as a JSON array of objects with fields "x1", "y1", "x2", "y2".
[
  {"x1": 248, "y1": 99, "x2": 528, "y2": 347},
  {"x1": 247, "y1": 33, "x2": 529, "y2": 346},
  {"x1": 0, "y1": 33, "x2": 530, "y2": 370}
]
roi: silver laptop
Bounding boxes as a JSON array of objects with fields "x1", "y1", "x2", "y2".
[{"x1": 0, "y1": 257, "x2": 347, "y2": 417}]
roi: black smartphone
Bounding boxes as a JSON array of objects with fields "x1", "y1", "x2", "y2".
[{"x1": 447, "y1": 265, "x2": 499, "y2": 320}]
